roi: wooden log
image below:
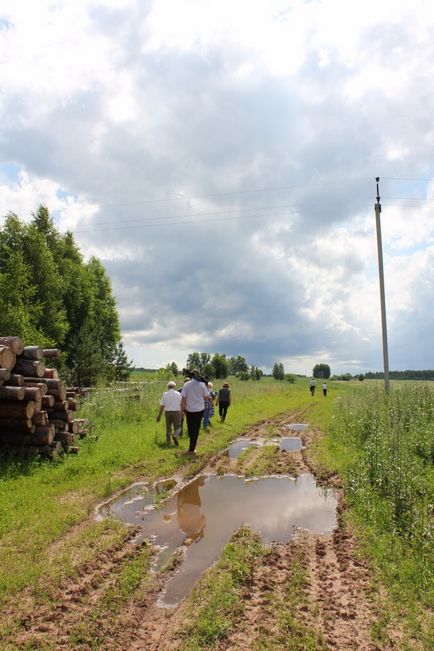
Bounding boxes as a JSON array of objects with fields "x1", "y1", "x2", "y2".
[
  {"x1": 42, "y1": 349, "x2": 60, "y2": 358},
  {"x1": 22, "y1": 379, "x2": 48, "y2": 396},
  {"x1": 0, "y1": 386, "x2": 25, "y2": 401},
  {"x1": 33, "y1": 425, "x2": 55, "y2": 445},
  {"x1": 5, "y1": 373, "x2": 24, "y2": 387},
  {"x1": 0, "y1": 368, "x2": 11, "y2": 382},
  {"x1": 70, "y1": 420, "x2": 79, "y2": 434},
  {"x1": 32, "y1": 411, "x2": 49, "y2": 427},
  {"x1": 67, "y1": 446, "x2": 79, "y2": 454},
  {"x1": 42, "y1": 395, "x2": 55, "y2": 409},
  {"x1": 50, "y1": 410, "x2": 73, "y2": 423},
  {"x1": 68, "y1": 399, "x2": 78, "y2": 411},
  {"x1": 54, "y1": 431, "x2": 75, "y2": 445},
  {"x1": 43, "y1": 368, "x2": 59, "y2": 380},
  {"x1": 51, "y1": 400, "x2": 69, "y2": 411},
  {"x1": 53, "y1": 421, "x2": 69, "y2": 432},
  {"x1": 78, "y1": 429, "x2": 89, "y2": 438},
  {"x1": 0, "y1": 400, "x2": 35, "y2": 419},
  {"x1": 0, "y1": 336, "x2": 24, "y2": 355},
  {"x1": 22, "y1": 346, "x2": 43, "y2": 361},
  {"x1": 23, "y1": 387, "x2": 42, "y2": 403},
  {"x1": 13, "y1": 359, "x2": 45, "y2": 378},
  {"x1": 0, "y1": 418, "x2": 35, "y2": 434},
  {"x1": 0, "y1": 346, "x2": 16, "y2": 371},
  {"x1": 47, "y1": 387, "x2": 67, "y2": 401},
  {"x1": 42, "y1": 379, "x2": 63, "y2": 391}
]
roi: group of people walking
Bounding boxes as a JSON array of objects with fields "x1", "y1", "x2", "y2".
[
  {"x1": 309, "y1": 378, "x2": 328, "y2": 396},
  {"x1": 157, "y1": 370, "x2": 231, "y2": 454}
]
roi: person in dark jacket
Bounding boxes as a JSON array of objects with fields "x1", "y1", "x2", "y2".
[{"x1": 216, "y1": 383, "x2": 231, "y2": 422}]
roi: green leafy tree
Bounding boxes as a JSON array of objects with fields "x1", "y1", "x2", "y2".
[
  {"x1": 165, "y1": 362, "x2": 178, "y2": 376},
  {"x1": 285, "y1": 373, "x2": 296, "y2": 384},
  {"x1": 211, "y1": 353, "x2": 229, "y2": 378},
  {"x1": 313, "y1": 363, "x2": 331, "y2": 379},
  {"x1": 111, "y1": 341, "x2": 133, "y2": 381},
  {"x1": 239, "y1": 371, "x2": 250, "y2": 381},
  {"x1": 203, "y1": 362, "x2": 215, "y2": 379},
  {"x1": 69, "y1": 320, "x2": 105, "y2": 386},
  {"x1": 228, "y1": 355, "x2": 248, "y2": 375},
  {"x1": 186, "y1": 352, "x2": 202, "y2": 370},
  {"x1": 272, "y1": 362, "x2": 285, "y2": 380}
]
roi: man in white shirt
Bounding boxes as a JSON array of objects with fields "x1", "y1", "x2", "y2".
[
  {"x1": 180, "y1": 369, "x2": 210, "y2": 454},
  {"x1": 156, "y1": 380, "x2": 182, "y2": 446}
]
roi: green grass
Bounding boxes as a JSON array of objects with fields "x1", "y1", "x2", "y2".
[
  {"x1": 318, "y1": 383, "x2": 434, "y2": 648},
  {"x1": 179, "y1": 526, "x2": 266, "y2": 649}
]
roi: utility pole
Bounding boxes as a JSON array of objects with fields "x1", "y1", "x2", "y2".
[{"x1": 374, "y1": 177, "x2": 390, "y2": 394}]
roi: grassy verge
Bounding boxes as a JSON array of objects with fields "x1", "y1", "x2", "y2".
[
  {"x1": 179, "y1": 526, "x2": 266, "y2": 649},
  {"x1": 0, "y1": 377, "x2": 343, "y2": 610},
  {"x1": 317, "y1": 383, "x2": 434, "y2": 649}
]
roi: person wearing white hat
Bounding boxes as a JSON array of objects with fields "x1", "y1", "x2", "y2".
[{"x1": 156, "y1": 380, "x2": 182, "y2": 446}]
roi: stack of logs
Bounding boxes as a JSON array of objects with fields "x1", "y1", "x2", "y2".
[{"x1": 0, "y1": 336, "x2": 89, "y2": 458}]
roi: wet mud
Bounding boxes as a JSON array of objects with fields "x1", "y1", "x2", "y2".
[{"x1": 4, "y1": 412, "x2": 405, "y2": 650}]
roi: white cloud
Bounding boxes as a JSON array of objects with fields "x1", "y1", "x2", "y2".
[{"x1": 1, "y1": 0, "x2": 434, "y2": 373}]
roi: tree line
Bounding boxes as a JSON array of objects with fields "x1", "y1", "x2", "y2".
[{"x1": 0, "y1": 206, "x2": 132, "y2": 385}]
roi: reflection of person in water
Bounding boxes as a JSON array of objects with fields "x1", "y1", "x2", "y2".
[{"x1": 177, "y1": 477, "x2": 206, "y2": 545}]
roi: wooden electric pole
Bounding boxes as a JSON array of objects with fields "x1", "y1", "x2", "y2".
[{"x1": 374, "y1": 177, "x2": 390, "y2": 394}]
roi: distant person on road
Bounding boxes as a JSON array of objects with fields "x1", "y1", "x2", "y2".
[
  {"x1": 322, "y1": 382, "x2": 327, "y2": 396},
  {"x1": 309, "y1": 378, "x2": 316, "y2": 396},
  {"x1": 156, "y1": 380, "x2": 182, "y2": 446},
  {"x1": 203, "y1": 382, "x2": 216, "y2": 431},
  {"x1": 216, "y1": 383, "x2": 231, "y2": 422},
  {"x1": 180, "y1": 370, "x2": 210, "y2": 454}
]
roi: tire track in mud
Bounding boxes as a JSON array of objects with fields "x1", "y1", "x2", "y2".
[{"x1": 3, "y1": 411, "x2": 400, "y2": 650}]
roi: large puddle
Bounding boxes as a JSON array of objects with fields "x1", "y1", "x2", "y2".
[{"x1": 96, "y1": 473, "x2": 337, "y2": 607}]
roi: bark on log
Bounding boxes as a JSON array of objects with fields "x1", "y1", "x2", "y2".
[
  {"x1": 50, "y1": 410, "x2": 73, "y2": 423},
  {"x1": 22, "y1": 379, "x2": 48, "y2": 395},
  {"x1": 5, "y1": 374, "x2": 24, "y2": 387},
  {"x1": 42, "y1": 349, "x2": 60, "y2": 358},
  {"x1": 0, "y1": 347, "x2": 16, "y2": 371},
  {"x1": 0, "y1": 368, "x2": 11, "y2": 381},
  {"x1": 68, "y1": 399, "x2": 78, "y2": 411},
  {"x1": 0, "y1": 400, "x2": 35, "y2": 419},
  {"x1": 0, "y1": 336, "x2": 24, "y2": 355},
  {"x1": 70, "y1": 420, "x2": 79, "y2": 434},
  {"x1": 22, "y1": 346, "x2": 43, "y2": 361},
  {"x1": 43, "y1": 368, "x2": 59, "y2": 380},
  {"x1": 23, "y1": 387, "x2": 42, "y2": 403},
  {"x1": 43, "y1": 379, "x2": 63, "y2": 390},
  {"x1": 0, "y1": 386, "x2": 25, "y2": 401},
  {"x1": 51, "y1": 400, "x2": 69, "y2": 411},
  {"x1": 32, "y1": 411, "x2": 49, "y2": 426},
  {"x1": 0, "y1": 418, "x2": 35, "y2": 434},
  {"x1": 47, "y1": 387, "x2": 67, "y2": 401},
  {"x1": 13, "y1": 359, "x2": 45, "y2": 378},
  {"x1": 42, "y1": 395, "x2": 55, "y2": 409},
  {"x1": 52, "y1": 420, "x2": 69, "y2": 432},
  {"x1": 55, "y1": 432, "x2": 75, "y2": 445},
  {"x1": 33, "y1": 425, "x2": 55, "y2": 445}
]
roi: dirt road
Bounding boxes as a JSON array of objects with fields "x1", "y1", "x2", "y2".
[{"x1": 3, "y1": 414, "x2": 404, "y2": 650}]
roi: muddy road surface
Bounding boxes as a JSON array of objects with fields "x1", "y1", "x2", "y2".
[{"x1": 4, "y1": 414, "x2": 404, "y2": 650}]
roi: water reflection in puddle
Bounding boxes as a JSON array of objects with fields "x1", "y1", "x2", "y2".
[
  {"x1": 228, "y1": 438, "x2": 261, "y2": 458},
  {"x1": 279, "y1": 437, "x2": 302, "y2": 451},
  {"x1": 97, "y1": 473, "x2": 337, "y2": 607},
  {"x1": 228, "y1": 436, "x2": 302, "y2": 458},
  {"x1": 285, "y1": 423, "x2": 308, "y2": 432}
]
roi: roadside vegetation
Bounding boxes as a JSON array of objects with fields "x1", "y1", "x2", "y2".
[{"x1": 320, "y1": 383, "x2": 434, "y2": 647}]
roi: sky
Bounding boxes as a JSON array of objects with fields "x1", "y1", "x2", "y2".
[{"x1": 0, "y1": 0, "x2": 433, "y2": 374}]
